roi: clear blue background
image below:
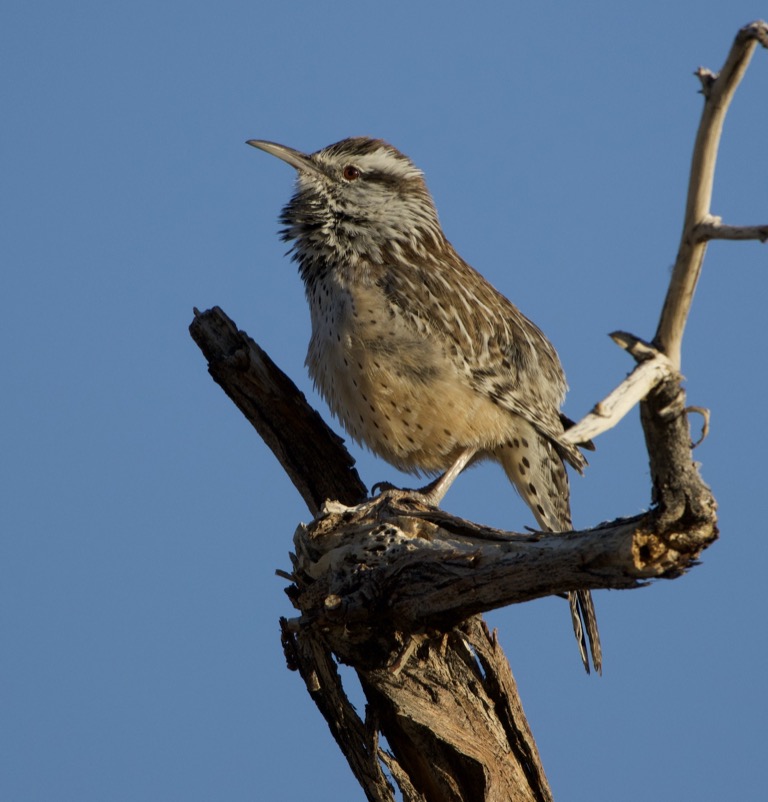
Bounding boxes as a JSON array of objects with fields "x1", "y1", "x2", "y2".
[{"x1": 3, "y1": 2, "x2": 766, "y2": 800}]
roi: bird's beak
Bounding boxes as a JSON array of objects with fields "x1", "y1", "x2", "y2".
[{"x1": 246, "y1": 139, "x2": 323, "y2": 176}]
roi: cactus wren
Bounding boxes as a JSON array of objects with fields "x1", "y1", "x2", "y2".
[{"x1": 248, "y1": 136, "x2": 602, "y2": 674}]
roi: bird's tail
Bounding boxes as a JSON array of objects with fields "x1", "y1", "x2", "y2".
[
  {"x1": 496, "y1": 427, "x2": 602, "y2": 674},
  {"x1": 569, "y1": 589, "x2": 602, "y2": 675}
]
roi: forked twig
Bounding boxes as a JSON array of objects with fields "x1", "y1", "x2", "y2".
[
  {"x1": 656, "y1": 21, "x2": 768, "y2": 369},
  {"x1": 565, "y1": 20, "x2": 767, "y2": 444}
]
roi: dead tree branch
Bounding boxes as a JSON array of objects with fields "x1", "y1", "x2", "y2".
[
  {"x1": 656, "y1": 20, "x2": 768, "y2": 369},
  {"x1": 287, "y1": 496, "x2": 709, "y2": 646},
  {"x1": 190, "y1": 307, "x2": 367, "y2": 514},
  {"x1": 564, "y1": 20, "x2": 767, "y2": 445},
  {"x1": 190, "y1": 21, "x2": 765, "y2": 802}
]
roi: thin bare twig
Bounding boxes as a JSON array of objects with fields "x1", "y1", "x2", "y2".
[
  {"x1": 562, "y1": 334, "x2": 676, "y2": 445},
  {"x1": 692, "y1": 215, "x2": 768, "y2": 243}
]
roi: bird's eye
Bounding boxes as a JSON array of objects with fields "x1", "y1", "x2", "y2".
[{"x1": 342, "y1": 165, "x2": 361, "y2": 181}]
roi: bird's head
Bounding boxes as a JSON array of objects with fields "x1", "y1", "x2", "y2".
[{"x1": 247, "y1": 137, "x2": 444, "y2": 266}]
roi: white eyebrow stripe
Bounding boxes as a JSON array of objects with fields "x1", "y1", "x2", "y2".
[{"x1": 353, "y1": 149, "x2": 423, "y2": 180}]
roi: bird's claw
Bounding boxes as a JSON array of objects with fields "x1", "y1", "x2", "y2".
[
  {"x1": 369, "y1": 480, "x2": 441, "y2": 508},
  {"x1": 370, "y1": 480, "x2": 400, "y2": 496}
]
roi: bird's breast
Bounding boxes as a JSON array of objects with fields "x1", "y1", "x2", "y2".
[{"x1": 304, "y1": 278, "x2": 517, "y2": 474}]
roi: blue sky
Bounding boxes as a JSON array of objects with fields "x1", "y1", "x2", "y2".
[{"x1": 2, "y1": 2, "x2": 766, "y2": 800}]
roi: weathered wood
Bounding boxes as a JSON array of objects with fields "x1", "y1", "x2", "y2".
[
  {"x1": 189, "y1": 306, "x2": 367, "y2": 514},
  {"x1": 287, "y1": 494, "x2": 714, "y2": 647},
  {"x1": 358, "y1": 618, "x2": 550, "y2": 802},
  {"x1": 280, "y1": 621, "x2": 397, "y2": 801}
]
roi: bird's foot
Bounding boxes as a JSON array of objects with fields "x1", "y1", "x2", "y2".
[
  {"x1": 369, "y1": 450, "x2": 475, "y2": 508},
  {"x1": 369, "y1": 478, "x2": 444, "y2": 508}
]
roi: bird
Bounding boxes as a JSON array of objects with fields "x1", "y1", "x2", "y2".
[{"x1": 247, "y1": 136, "x2": 602, "y2": 674}]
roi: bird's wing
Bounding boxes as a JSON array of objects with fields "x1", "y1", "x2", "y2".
[{"x1": 375, "y1": 247, "x2": 586, "y2": 470}]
